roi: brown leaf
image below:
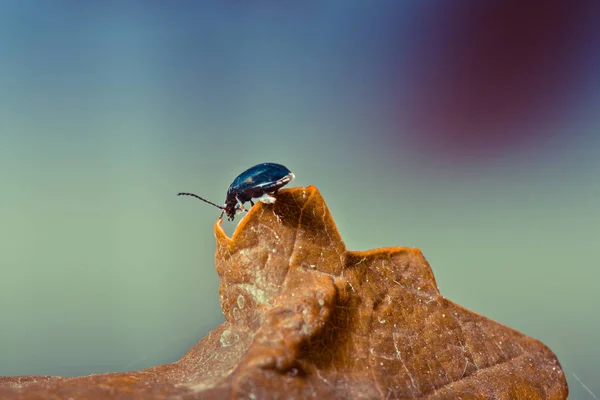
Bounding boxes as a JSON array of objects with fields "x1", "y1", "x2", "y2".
[{"x1": 0, "y1": 186, "x2": 568, "y2": 399}]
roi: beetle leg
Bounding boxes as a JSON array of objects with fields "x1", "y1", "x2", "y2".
[
  {"x1": 250, "y1": 200, "x2": 255, "y2": 206},
  {"x1": 256, "y1": 193, "x2": 276, "y2": 204},
  {"x1": 235, "y1": 196, "x2": 246, "y2": 211},
  {"x1": 234, "y1": 197, "x2": 251, "y2": 214}
]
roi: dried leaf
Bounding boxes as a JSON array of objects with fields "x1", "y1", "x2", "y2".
[{"x1": 0, "y1": 186, "x2": 568, "y2": 399}]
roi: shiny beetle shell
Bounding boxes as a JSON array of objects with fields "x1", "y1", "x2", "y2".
[
  {"x1": 223, "y1": 163, "x2": 295, "y2": 221},
  {"x1": 177, "y1": 163, "x2": 295, "y2": 222}
]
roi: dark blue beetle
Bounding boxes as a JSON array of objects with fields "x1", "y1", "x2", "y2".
[{"x1": 178, "y1": 163, "x2": 295, "y2": 221}]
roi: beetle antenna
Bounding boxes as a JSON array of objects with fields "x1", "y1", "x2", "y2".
[{"x1": 177, "y1": 192, "x2": 225, "y2": 210}]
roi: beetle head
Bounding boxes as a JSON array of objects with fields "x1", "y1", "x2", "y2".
[{"x1": 224, "y1": 201, "x2": 239, "y2": 221}]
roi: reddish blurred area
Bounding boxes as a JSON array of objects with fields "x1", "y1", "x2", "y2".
[{"x1": 400, "y1": 1, "x2": 599, "y2": 164}]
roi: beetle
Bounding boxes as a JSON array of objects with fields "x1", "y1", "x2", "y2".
[{"x1": 178, "y1": 163, "x2": 295, "y2": 221}]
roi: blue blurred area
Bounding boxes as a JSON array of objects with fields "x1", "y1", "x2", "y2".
[{"x1": 1, "y1": 2, "x2": 598, "y2": 397}]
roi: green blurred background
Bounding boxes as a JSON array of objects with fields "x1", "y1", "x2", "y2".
[{"x1": 1, "y1": 2, "x2": 598, "y2": 398}]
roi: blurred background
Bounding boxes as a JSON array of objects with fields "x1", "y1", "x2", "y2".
[{"x1": 1, "y1": 1, "x2": 598, "y2": 397}]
